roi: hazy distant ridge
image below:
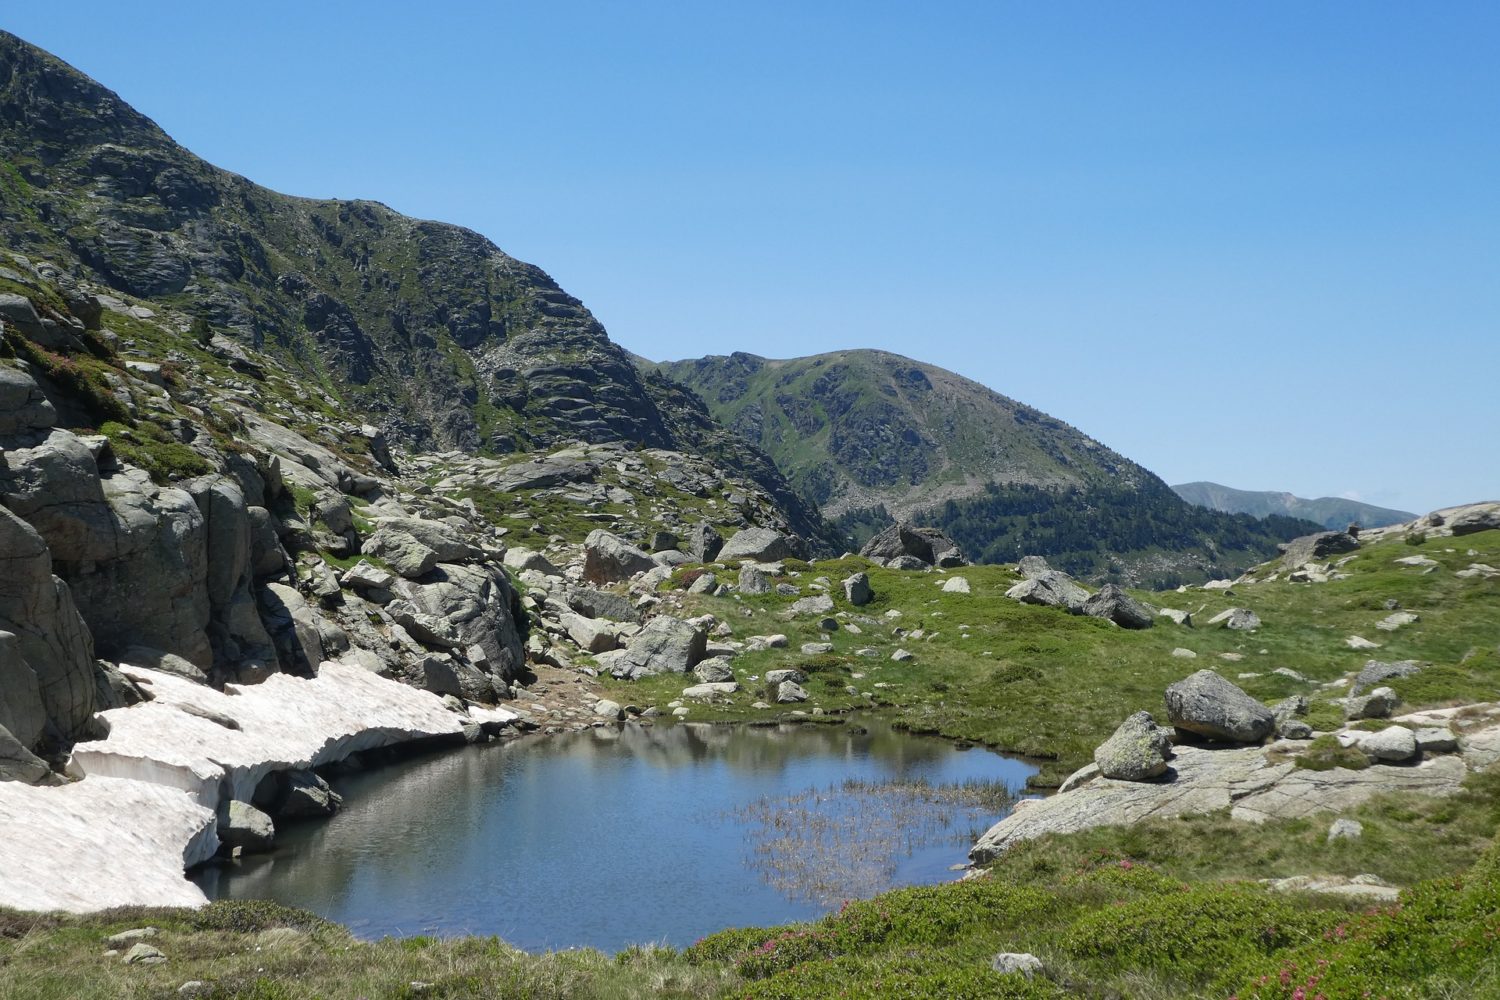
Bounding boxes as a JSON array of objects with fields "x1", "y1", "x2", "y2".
[{"x1": 1171, "y1": 482, "x2": 1414, "y2": 530}]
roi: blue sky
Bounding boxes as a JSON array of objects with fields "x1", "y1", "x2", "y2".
[{"x1": 7, "y1": 3, "x2": 1497, "y2": 513}]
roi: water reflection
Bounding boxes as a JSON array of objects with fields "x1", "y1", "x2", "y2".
[{"x1": 194, "y1": 719, "x2": 1035, "y2": 952}]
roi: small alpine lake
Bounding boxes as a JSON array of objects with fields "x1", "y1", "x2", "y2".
[{"x1": 193, "y1": 719, "x2": 1036, "y2": 952}]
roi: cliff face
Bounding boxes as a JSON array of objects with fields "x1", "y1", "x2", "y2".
[{"x1": 0, "y1": 31, "x2": 836, "y2": 551}]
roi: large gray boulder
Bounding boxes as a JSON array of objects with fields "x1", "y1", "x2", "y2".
[
  {"x1": 843, "y1": 572, "x2": 873, "y2": 606},
  {"x1": 738, "y1": 564, "x2": 772, "y2": 595},
  {"x1": 1164, "y1": 670, "x2": 1275, "y2": 743},
  {"x1": 719, "y1": 527, "x2": 797, "y2": 563},
  {"x1": 566, "y1": 587, "x2": 641, "y2": 623},
  {"x1": 1081, "y1": 584, "x2": 1154, "y2": 629},
  {"x1": 218, "y1": 800, "x2": 275, "y2": 853},
  {"x1": 683, "y1": 522, "x2": 724, "y2": 563},
  {"x1": 608, "y1": 615, "x2": 707, "y2": 680},
  {"x1": 860, "y1": 523, "x2": 964, "y2": 567},
  {"x1": 1094, "y1": 711, "x2": 1173, "y2": 781},
  {"x1": 1448, "y1": 504, "x2": 1500, "y2": 536},
  {"x1": 0, "y1": 364, "x2": 57, "y2": 436},
  {"x1": 1280, "y1": 530, "x2": 1359, "y2": 568},
  {"x1": 0, "y1": 507, "x2": 97, "y2": 747},
  {"x1": 582, "y1": 530, "x2": 657, "y2": 584},
  {"x1": 0, "y1": 722, "x2": 56, "y2": 784},
  {"x1": 396, "y1": 564, "x2": 524, "y2": 682},
  {"x1": 365, "y1": 519, "x2": 478, "y2": 579},
  {"x1": 1005, "y1": 572, "x2": 1090, "y2": 612}
]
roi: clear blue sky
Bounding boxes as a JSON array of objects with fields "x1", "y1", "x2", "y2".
[{"x1": 7, "y1": 3, "x2": 1497, "y2": 514}]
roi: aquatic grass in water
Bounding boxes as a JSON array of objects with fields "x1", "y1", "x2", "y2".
[{"x1": 726, "y1": 777, "x2": 1017, "y2": 905}]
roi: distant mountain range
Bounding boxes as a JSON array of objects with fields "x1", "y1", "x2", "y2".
[
  {"x1": 1171, "y1": 482, "x2": 1415, "y2": 531},
  {"x1": 654, "y1": 351, "x2": 1321, "y2": 586}
]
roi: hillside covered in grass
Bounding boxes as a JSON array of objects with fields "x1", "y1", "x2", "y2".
[{"x1": 654, "y1": 350, "x2": 1318, "y2": 584}]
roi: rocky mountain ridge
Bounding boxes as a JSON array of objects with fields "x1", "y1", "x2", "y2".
[
  {"x1": 1172, "y1": 480, "x2": 1416, "y2": 531},
  {"x1": 0, "y1": 30, "x2": 837, "y2": 552}
]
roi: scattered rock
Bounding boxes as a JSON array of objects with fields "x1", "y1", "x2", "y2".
[
  {"x1": 790, "y1": 594, "x2": 834, "y2": 616},
  {"x1": 719, "y1": 527, "x2": 796, "y2": 563},
  {"x1": 123, "y1": 942, "x2": 166, "y2": 965},
  {"x1": 607, "y1": 615, "x2": 707, "y2": 680},
  {"x1": 861, "y1": 523, "x2": 964, "y2": 567},
  {"x1": 765, "y1": 668, "x2": 808, "y2": 685},
  {"x1": 1206, "y1": 607, "x2": 1260, "y2": 631},
  {"x1": 1164, "y1": 670, "x2": 1275, "y2": 743},
  {"x1": 1005, "y1": 571, "x2": 1089, "y2": 612},
  {"x1": 1350, "y1": 659, "x2": 1421, "y2": 696},
  {"x1": 217, "y1": 800, "x2": 275, "y2": 853},
  {"x1": 1327, "y1": 818, "x2": 1363, "y2": 842},
  {"x1": 891, "y1": 649, "x2": 914, "y2": 662},
  {"x1": 105, "y1": 927, "x2": 158, "y2": 948},
  {"x1": 775, "y1": 680, "x2": 808, "y2": 703},
  {"x1": 1081, "y1": 584, "x2": 1154, "y2": 629},
  {"x1": 990, "y1": 952, "x2": 1044, "y2": 978},
  {"x1": 801, "y1": 642, "x2": 833, "y2": 655},
  {"x1": 1413, "y1": 727, "x2": 1458, "y2": 753},
  {"x1": 692, "y1": 657, "x2": 735, "y2": 684},
  {"x1": 1376, "y1": 611, "x2": 1420, "y2": 632},
  {"x1": 941, "y1": 576, "x2": 971, "y2": 594},
  {"x1": 738, "y1": 564, "x2": 772, "y2": 596},
  {"x1": 843, "y1": 572, "x2": 873, "y2": 606},
  {"x1": 1345, "y1": 687, "x2": 1400, "y2": 721},
  {"x1": 1158, "y1": 608, "x2": 1192, "y2": 626},
  {"x1": 1354, "y1": 725, "x2": 1418, "y2": 761},
  {"x1": 683, "y1": 682, "x2": 738, "y2": 699},
  {"x1": 582, "y1": 530, "x2": 657, "y2": 584},
  {"x1": 1170, "y1": 648, "x2": 1198, "y2": 659},
  {"x1": 1345, "y1": 635, "x2": 1382, "y2": 651},
  {"x1": 593, "y1": 699, "x2": 623, "y2": 720}
]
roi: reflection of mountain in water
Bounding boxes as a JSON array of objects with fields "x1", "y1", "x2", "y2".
[{"x1": 194, "y1": 720, "x2": 1034, "y2": 950}]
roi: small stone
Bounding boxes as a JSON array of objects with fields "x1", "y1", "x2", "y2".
[
  {"x1": 593, "y1": 699, "x2": 623, "y2": 720},
  {"x1": 124, "y1": 942, "x2": 166, "y2": 965},
  {"x1": 801, "y1": 642, "x2": 833, "y2": 655},
  {"x1": 1327, "y1": 818, "x2": 1363, "y2": 842},
  {"x1": 106, "y1": 927, "x2": 159, "y2": 948},
  {"x1": 990, "y1": 952, "x2": 1044, "y2": 978},
  {"x1": 941, "y1": 576, "x2": 971, "y2": 594},
  {"x1": 891, "y1": 649, "x2": 914, "y2": 662},
  {"x1": 765, "y1": 668, "x2": 808, "y2": 685},
  {"x1": 1206, "y1": 607, "x2": 1261, "y2": 630},
  {"x1": 1170, "y1": 647, "x2": 1198, "y2": 659},
  {"x1": 1345, "y1": 635, "x2": 1382, "y2": 651}
]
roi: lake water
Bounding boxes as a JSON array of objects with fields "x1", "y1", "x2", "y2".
[{"x1": 192, "y1": 720, "x2": 1036, "y2": 952}]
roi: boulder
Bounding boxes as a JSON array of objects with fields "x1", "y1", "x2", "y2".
[
  {"x1": 594, "y1": 699, "x2": 623, "y2": 720},
  {"x1": 0, "y1": 364, "x2": 57, "y2": 435},
  {"x1": 365, "y1": 518, "x2": 477, "y2": 577},
  {"x1": 1350, "y1": 659, "x2": 1421, "y2": 697},
  {"x1": 1016, "y1": 555, "x2": 1053, "y2": 580},
  {"x1": 790, "y1": 594, "x2": 835, "y2": 616},
  {"x1": 561, "y1": 613, "x2": 619, "y2": 653},
  {"x1": 274, "y1": 770, "x2": 343, "y2": 818},
  {"x1": 566, "y1": 587, "x2": 641, "y2": 623},
  {"x1": 421, "y1": 656, "x2": 496, "y2": 703},
  {"x1": 0, "y1": 722, "x2": 55, "y2": 784},
  {"x1": 1163, "y1": 670, "x2": 1275, "y2": 743},
  {"x1": 683, "y1": 522, "x2": 724, "y2": 563},
  {"x1": 608, "y1": 615, "x2": 707, "y2": 680},
  {"x1": 259, "y1": 582, "x2": 325, "y2": 674},
  {"x1": 1094, "y1": 711, "x2": 1173, "y2": 781},
  {"x1": 941, "y1": 576, "x2": 971, "y2": 594},
  {"x1": 1448, "y1": 503, "x2": 1500, "y2": 536},
  {"x1": 1355, "y1": 726, "x2": 1419, "y2": 761},
  {"x1": 0, "y1": 507, "x2": 97, "y2": 745},
  {"x1": 765, "y1": 668, "x2": 809, "y2": 685},
  {"x1": 582, "y1": 530, "x2": 657, "y2": 584},
  {"x1": 775, "y1": 680, "x2": 809, "y2": 703},
  {"x1": 686, "y1": 571, "x2": 718, "y2": 595},
  {"x1": 990, "y1": 953, "x2": 1044, "y2": 978},
  {"x1": 649, "y1": 530, "x2": 679, "y2": 552},
  {"x1": 738, "y1": 564, "x2": 772, "y2": 595},
  {"x1": 692, "y1": 657, "x2": 736, "y2": 683},
  {"x1": 719, "y1": 527, "x2": 796, "y2": 563},
  {"x1": 843, "y1": 572, "x2": 873, "y2": 606},
  {"x1": 217, "y1": 800, "x2": 275, "y2": 853},
  {"x1": 1280, "y1": 530, "x2": 1359, "y2": 568},
  {"x1": 1345, "y1": 686, "x2": 1400, "y2": 720},
  {"x1": 1081, "y1": 584, "x2": 1154, "y2": 629},
  {"x1": 683, "y1": 682, "x2": 738, "y2": 698},
  {"x1": 1327, "y1": 818, "x2": 1363, "y2": 842},
  {"x1": 398, "y1": 564, "x2": 524, "y2": 673},
  {"x1": 1207, "y1": 607, "x2": 1261, "y2": 631},
  {"x1": 860, "y1": 523, "x2": 964, "y2": 567},
  {"x1": 341, "y1": 560, "x2": 396, "y2": 592},
  {"x1": 503, "y1": 547, "x2": 561, "y2": 577},
  {"x1": 1005, "y1": 573, "x2": 1089, "y2": 612}
]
